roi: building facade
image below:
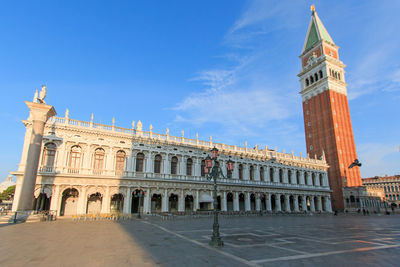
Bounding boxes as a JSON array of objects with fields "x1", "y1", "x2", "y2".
[
  {"x1": 298, "y1": 7, "x2": 362, "y2": 210},
  {"x1": 11, "y1": 112, "x2": 332, "y2": 216},
  {"x1": 363, "y1": 175, "x2": 400, "y2": 207}
]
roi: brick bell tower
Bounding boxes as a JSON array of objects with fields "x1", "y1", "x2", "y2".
[{"x1": 298, "y1": 5, "x2": 362, "y2": 211}]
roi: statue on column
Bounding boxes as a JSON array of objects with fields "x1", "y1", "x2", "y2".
[{"x1": 33, "y1": 85, "x2": 47, "y2": 104}]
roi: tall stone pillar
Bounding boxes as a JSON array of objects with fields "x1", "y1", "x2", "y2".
[
  {"x1": 266, "y1": 193, "x2": 272, "y2": 211},
  {"x1": 294, "y1": 195, "x2": 299, "y2": 212},
  {"x1": 302, "y1": 195, "x2": 307, "y2": 211},
  {"x1": 178, "y1": 190, "x2": 185, "y2": 212},
  {"x1": 285, "y1": 195, "x2": 291, "y2": 212},
  {"x1": 123, "y1": 187, "x2": 131, "y2": 214},
  {"x1": 316, "y1": 196, "x2": 322, "y2": 211},
  {"x1": 49, "y1": 185, "x2": 60, "y2": 214},
  {"x1": 255, "y1": 195, "x2": 261, "y2": 211},
  {"x1": 14, "y1": 101, "x2": 56, "y2": 211},
  {"x1": 195, "y1": 190, "x2": 199, "y2": 211},
  {"x1": 222, "y1": 191, "x2": 227, "y2": 211},
  {"x1": 310, "y1": 196, "x2": 316, "y2": 212},
  {"x1": 245, "y1": 192, "x2": 251, "y2": 211},
  {"x1": 276, "y1": 193, "x2": 282, "y2": 211},
  {"x1": 233, "y1": 192, "x2": 239, "y2": 211},
  {"x1": 78, "y1": 186, "x2": 88, "y2": 214},
  {"x1": 161, "y1": 189, "x2": 168, "y2": 212},
  {"x1": 143, "y1": 188, "x2": 151, "y2": 214},
  {"x1": 101, "y1": 186, "x2": 110, "y2": 213}
]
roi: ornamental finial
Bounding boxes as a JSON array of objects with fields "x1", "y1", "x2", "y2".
[{"x1": 311, "y1": 4, "x2": 315, "y2": 13}]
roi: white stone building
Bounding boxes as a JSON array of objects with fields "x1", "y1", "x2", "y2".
[{"x1": 11, "y1": 112, "x2": 332, "y2": 216}]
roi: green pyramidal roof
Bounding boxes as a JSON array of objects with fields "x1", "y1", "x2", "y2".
[{"x1": 303, "y1": 11, "x2": 335, "y2": 53}]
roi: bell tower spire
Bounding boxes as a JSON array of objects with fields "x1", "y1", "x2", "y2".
[{"x1": 298, "y1": 6, "x2": 362, "y2": 211}]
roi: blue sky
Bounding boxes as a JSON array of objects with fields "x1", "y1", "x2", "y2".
[{"x1": 1, "y1": 0, "x2": 399, "y2": 183}]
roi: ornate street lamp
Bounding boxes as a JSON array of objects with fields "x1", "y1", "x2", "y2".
[
  {"x1": 134, "y1": 189, "x2": 145, "y2": 219},
  {"x1": 204, "y1": 147, "x2": 234, "y2": 247}
]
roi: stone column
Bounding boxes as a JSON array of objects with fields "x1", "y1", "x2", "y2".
[
  {"x1": 194, "y1": 158, "x2": 201, "y2": 177},
  {"x1": 161, "y1": 189, "x2": 168, "y2": 212},
  {"x1": 146, "y1": 152, "x2": 153, "y2": 174},
  {"x1": 294, "y1": 195, "x2": 299, "y2": 212},
  {"x1": 178, "y1": 190, "x2": 185, "y2": 212},
  {"x1": 233, "y1": 192, "x2": 239, "y2": 211},
  {"x1": 285, "y1": 195, "x2": 290, "y2": 212},
  {"x1": 78, "y1": 186, "x2": 88, "y2": 214},
  {"x1": 310, "y1": 196, "x2": 315, "y2": 212},
  {"x1": 283, "y1": 169, "x2": 289, "y2": 184},
  {"x1": 222, "y1": 191, "x2": 227, "y2": 211},
  {"x1": 290, "y1": 170, "x2": 295, "y2": 184},
  {"x1": 276, "y1": 193, "x2": 282, "y2": 211},
  {"x1": 232, "y1": 163, "x2": 239, "y2": 180},
  {"x1": 306, "y1": 172, "x2": 312, "y2": 185},
  {"x1": 50, "y1": 185, "x2": 60, "y2": 214},
  {"x1": 266, "y1": 167, "x2": 271, "y2": 182},
  {"x1": 300, "y1": 171, "x2": 305, "y2": 185},
  {"x1": 302, "y1": 196, "x2": 307, "y2": 211},
  {"x1": 101, "y1": 186, "x2": 110, "y2": 213},
  {"x1": 244, "y1": 164, "x2": 250, "y2": 180},
  {"x1": 316, "y1": 196, "x2": 322, "y2": 211},
  {"x1": 273, "y1": 168, "x2": 279, "y2": 183},
  {"x1": 163, "y1": 154, "x2": 170, "y2": 176},
  {"x1": 255, "y1": 195, "x2": 261, "y2": 211},
  {"x1": 195, "y1": 190, "x2": 199, "y2": 211},
  {"x1": 245, "y1": 192, "x2": 251, "y2": 211},
  {"x1": 179, "y1": 156, "x2": 185, "y2": 176},
  {"x1": 143, "y1": 188, "x2": 151, "y2": 214},
  {"x1": 14, "y1": 101, "x2": 56, "y2": 211},
  {"x1": 266, "y1": 193, "x2": 272, "y2": 211},
  {"x1": 123, "y1": 187, "x2": 131, "y2": 214}
]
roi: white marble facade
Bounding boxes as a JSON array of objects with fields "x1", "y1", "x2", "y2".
[{"x1": 12, "y1": 115, "x2": 332, "y2": 215}]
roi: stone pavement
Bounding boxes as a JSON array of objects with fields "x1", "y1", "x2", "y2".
[{"x1": 1, "y1": 214, "x2": 400, "y2": 266}]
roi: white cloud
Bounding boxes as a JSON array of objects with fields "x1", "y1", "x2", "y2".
[{"x1": 358, "y1": 143, "x2": 400, "y2": 177}]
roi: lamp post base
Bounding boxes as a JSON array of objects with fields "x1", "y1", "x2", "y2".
[
  {"x1": 209, "y1": 222, "x2": 224, "y2": 247},
  {"x1": 209, "y1": 236, "x2": 224, "y2": 247}
]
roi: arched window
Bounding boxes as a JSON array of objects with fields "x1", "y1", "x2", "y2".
[
  {"x1": 279, "y1": 169, "x2": 283, "y2": 183},
  {"x1": 186, "y1": 158, "x2": 193, "y2": 176},
  {"x1": 69, "y1": 145, "x2": 81, "y2": 170},
  {"x1": 310, "y1": 76, "x2": 314, "y2": 83},
  {"x1": 154, "y1": 154, "x2": 162, "y2": 174},
  {"x1": 314, "y1": 73, "x2": 318, "y2": 82},
  {"x1": 94, "y1": 148, "x2": 105, "y2": 170},
  {"x1": 311, "y1": 173, "x2": 315, "y2": 186},
  {"x1": 201, "y1": 160, "x2": 205, "y2": 177},
  {"x1": 296, "y1": 171, "x2": 300, "y2": 184},
  {"x1": 115, "y1": 150, "x2": 126, "y2": 175},
  {"x1": 171, "y1": 156, "x2": 178, "y2": 175},
  {"x1": 305, "y1": 78, "x2": 309, "y2": 86},
  {"x1": 334, "y1": 72, "x2": 338, "y2": 79},
  {"x1": 239, "y1": 164, "x2": 243, "y2": 180},
  {"x1": 329, "y1": 69, "x2": 332, "y2": 76},
  {"x1": 319, "y1": 173, "x2": 323, "y2": 186},
  {"x1": 288, "y1": 170, "x2": 292, "y2": 183},
  {"x1": 338, "y1": 73, "x2": 341, "y2": 80},
  {"x1": 350, "y1": 195, "x2": 355, "y2": 202},
  {"x1": 249, "y1": 165, "x2": 254, "y2": 180},
  {"x1": 396, "y1": 186, "x2": 399, "y2": 192},
  {"x1": 260, "y1": 167, "x2": 264, "y2": 181},
  {"x1": 319, "y1": 70, "x2": 323, "y2": 79},
  {"x1": 391, "y1": 186, "x2": 395, "y2": 192},
  {"x1": 42, "y1": 143, "x2": 56, "y2": 168},
  {"x1": 136, "y1": 153, "x2": 144, "y2": 172}
]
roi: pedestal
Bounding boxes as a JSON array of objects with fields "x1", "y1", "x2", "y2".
[{"x1": 14, "y1": 101, "x2": 56, "y2": 211}]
